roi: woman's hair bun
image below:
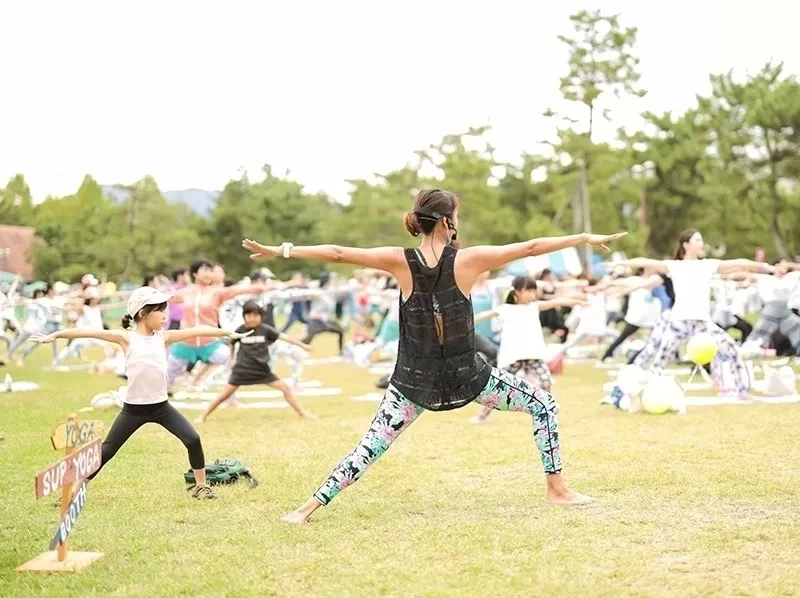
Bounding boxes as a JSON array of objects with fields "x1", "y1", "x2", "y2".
[{"x1": 403, "y1": 212, "x2": 422, "y2": 237}]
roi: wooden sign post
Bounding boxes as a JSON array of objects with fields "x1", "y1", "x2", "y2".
[{"x1": 17, "y1": 414, "x2": 105, "y2": 573}]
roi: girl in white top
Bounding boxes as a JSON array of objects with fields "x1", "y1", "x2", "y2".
[
  {"x1": 622, "y1": 229, "x2": 775, "y2": 399},
  {"x1": 31, "y1": 286, "x2": 252, "y2": 500},
  {"x1": 469, "y1": 276, "x2": 586, "y2": 423}
]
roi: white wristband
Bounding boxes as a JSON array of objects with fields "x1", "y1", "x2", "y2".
[{"x1": 281, "y1": 242, "x2": 294, "y2": 258}]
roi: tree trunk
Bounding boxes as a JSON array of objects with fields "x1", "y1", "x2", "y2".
[
  {"x1": 770, "y1": 217, "x2": 788, "y2": 258},
  {"x1": 580, "y1": 160, "x2": 593, "y2": 270}
]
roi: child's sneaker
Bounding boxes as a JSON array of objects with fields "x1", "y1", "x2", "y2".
[{"x1": 191, "y1": 485, "x2": 215, "y2": 500}]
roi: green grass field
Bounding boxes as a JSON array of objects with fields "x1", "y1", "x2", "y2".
[{"x1": 2, "y1": 338, "x2": 800, "y2": 597}]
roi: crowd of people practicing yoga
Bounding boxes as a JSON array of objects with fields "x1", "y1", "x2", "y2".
[{"x1": 1, "y1": 189, "x2": 798, "y2": 514}]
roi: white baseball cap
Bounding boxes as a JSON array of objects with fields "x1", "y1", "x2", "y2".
[
  {"x1": 82, "y1": 273, "x2": 99, "y2": 286},
  {"x1": 126, "y1": 286, "x2": 173, "y2": 318}
]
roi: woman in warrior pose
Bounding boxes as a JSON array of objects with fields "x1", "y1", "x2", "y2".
[
  {"x1": 622, "y1": 228, "x2": 775, "y2": 399},
  {"x1": 243, "y1": 188, "x2": 626, "y2": 523}
]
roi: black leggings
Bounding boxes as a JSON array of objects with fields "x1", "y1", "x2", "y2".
[
  {"x1": 88, "y1": 401, "x2": 204, "y2": 479},
  {"x1": 723, "y1": 316, "x2": 752, "y2": 345},
  {"x1": 303, "y1": 318, "x2": 344, "y2": 353},
  {"x1": 602, "y1": 322, "x2": 641, "y2": 361},
  {"x1": 474, "y1": 334, "x2": 498, "y2": 367}
]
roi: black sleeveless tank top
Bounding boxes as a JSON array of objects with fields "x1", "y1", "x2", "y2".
[{"x1": 390, "y1": 245, "x2": 493, "y2": 411}]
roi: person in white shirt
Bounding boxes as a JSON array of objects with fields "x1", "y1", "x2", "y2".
[
  {"x1": 745, "y1": 262, "x2": 800, "y2": 354},
  {"x1": 600, "y1": 268, "x2": 672, "y2": 361},
  {"x1": 710, "y1": 277, "x2": 753, "y2": 343},
  {"x1": 1, "y1": 274, "x2": 23, "y2": 347},
  {"x1": 302, "y1": 273, "x2": 346, "y2": 354},
  {"x1": 468, "y1": 276, "x2": 586, "y2": 423},
  {"x1": 50, "y1": 287, "x2": 126, "y2": 367},
  {"x1": 555, "y1": 279, "x2": 620, "y2": 355},
  {"x1": 7, "y1": 284, "x2": 79, "y2": 365},
  {"x1": 30, "y1": 286, "x2": 252, "y2": 500},
  {"x1": 622, "y1": 229, "x2": 775, "y2": 399},
  {"x1": 0, "y1": 289, "x2": 15, "y2": 354}
]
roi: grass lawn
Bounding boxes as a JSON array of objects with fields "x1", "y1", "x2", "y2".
[{"x1": 1, "y1": 338, "x2": 799, "y2": 597}]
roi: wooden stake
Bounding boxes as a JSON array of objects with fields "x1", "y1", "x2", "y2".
[{"x1": 57, "y1": 414, "x2": 77, "y2": 562}]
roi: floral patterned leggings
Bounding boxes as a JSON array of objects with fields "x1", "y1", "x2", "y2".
[
  {"x1": 473, "y1": 359, "x2": 553, "y2": 422},
  {"x1": 651, "y1": 319, "x2": 751, "y2": 394},
  {"x1": 313, "y1": 366, "x2": 561, "y2": 506}
]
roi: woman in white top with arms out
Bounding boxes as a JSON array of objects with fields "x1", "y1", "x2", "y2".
[
  {"x1": 31, "y1": 286, "x2": 252, "y2": 500},
  {"x1": 622, "y1": 229, "x2": 777, "y2": 400}
]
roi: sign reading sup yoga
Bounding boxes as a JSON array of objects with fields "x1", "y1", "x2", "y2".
[{"x1": 35, "y1": 438, "x2": 102, "y2": 499}]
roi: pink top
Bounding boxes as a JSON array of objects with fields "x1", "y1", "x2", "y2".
[
  {"x1": 172, "y1": 284, "x2": 247, "y2": 346},
  {"x1": 125, "y1": 331, "x2": 169, "y2": 405}
]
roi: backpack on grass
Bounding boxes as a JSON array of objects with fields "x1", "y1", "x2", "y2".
[{"x1": 184, "y1": 458, "x2": 258, "y2": 490}]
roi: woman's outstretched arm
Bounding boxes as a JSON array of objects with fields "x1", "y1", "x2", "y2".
[
  {"x1": 242, "y1": 240, "x2": 406, "y2": 272},
  {"x1": 717, "y1": 259, "x2": 776, "y2": 275},
  {"x1": 458, "y1": 232, "x2": 626, "y2": 275},
  {"x1": 30, "y1": 328, "x2": 129, "y2": 349},
  {"x1": 618, "y1": 257, "x2": 669, "y2": 274}
]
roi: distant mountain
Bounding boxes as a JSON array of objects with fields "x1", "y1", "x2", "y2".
[
  {"x1": 101, "y1": 185, "x2": 219, "y2": 217},
  {"x1": 163, "y1": 189, "x2": 220, "y2": 217}
]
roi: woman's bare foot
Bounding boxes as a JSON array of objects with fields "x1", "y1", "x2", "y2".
[
  {"x1": 468, "y1": 415, "x2": 489, "y2": 425},
  {"x1": 282, "y1": 510, "x2": 310, "y2": 524},
  {"x1": 546, "y1": 473, "x2": 595, "y2": 505},
  {"x1": 282, "y1": 497, "x2": 322, "y2": 524},
  {"x1": 194, "y1": 414, "x2": 207, "y2": 424},
  {"x1": 547, "y1": 488, "x2": 596, "y2": 505},
  {"x1": 300, "y1": 411, "x2": 319, "y2": 420}
]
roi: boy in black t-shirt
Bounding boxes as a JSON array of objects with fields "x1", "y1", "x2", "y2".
[{"x1": 197, "y1": 301, "x2": 317, "y2": 423}]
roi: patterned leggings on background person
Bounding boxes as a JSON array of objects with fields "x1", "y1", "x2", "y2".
[
  {"x1": 631, "y1": 311, "x2": 672, "y2": 367},
  {"x1": 270, "y1": 340, "x2": 307, "y2": 386},
  {"x1": 312, "y1": 366, "x2": 561, "y2": 506},
  {"x1": 650, "y1": 319, "x2": 751, "y2": 394}
]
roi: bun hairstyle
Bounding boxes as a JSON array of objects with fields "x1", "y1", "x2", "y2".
[
  {"x1": 673, "y1": 228, "x2": 700, "y2": 260},
  {"x1": 506, "y1": 276, "x2": 538, "y2": 304},
  {"x1": 403, "y1": 189, "x2": 460, "y2": 237}
]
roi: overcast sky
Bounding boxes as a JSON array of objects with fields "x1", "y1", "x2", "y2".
[{"x1": 1, "y1": 0, "x2": 798, "y2": 201}]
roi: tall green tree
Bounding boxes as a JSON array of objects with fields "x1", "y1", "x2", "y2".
[
  {"x1": 543, "y1": 10, "x2": 647, "y2": 262},
  {"x1": 0, "y1": 174, "x2": 36, "y2": 227},
  {"x1": 33, "y1": 175, "x2": 114, "y2": 281},
  {"x1": 552, "y1": 10, "x2": 646, "y2": 141},
  {"x1": 102, "y1": 176, "x2": 203, "y2": 282},
  {"x1": 206, "y1": 165, "x2": 335, "y2": 279},
  {"x1": 637, "y1": 63, "x2": 800, "y2": 259}
]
